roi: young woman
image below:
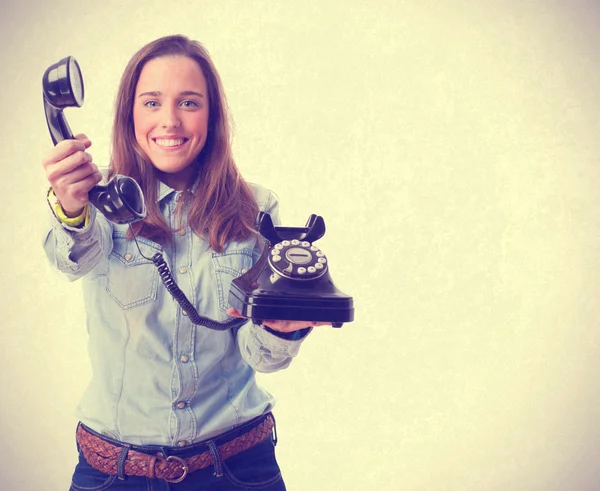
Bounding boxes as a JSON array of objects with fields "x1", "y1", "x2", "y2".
[{"x1": 42, "y1": 34, "x2": 325, "y2": 491}]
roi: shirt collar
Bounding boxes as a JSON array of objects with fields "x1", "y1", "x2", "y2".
[
  {"x1": 157, "y1": 180, "x2": 177, "y2": 202},
  {"x1": 157, "y1": 179, "x2": 200, "y2": 202}
]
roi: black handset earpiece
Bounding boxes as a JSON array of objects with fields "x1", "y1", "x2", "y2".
[
  {"x1": 42, "y1": 56, "x2": 84, "y2": 144},
  {"x1": 43, "y1": 56, "x2": 147, "y2": 225}
]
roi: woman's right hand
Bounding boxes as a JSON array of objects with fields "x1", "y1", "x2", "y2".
[{"x1": 41, "y1": 133, "x2": 103, "y2": 217}]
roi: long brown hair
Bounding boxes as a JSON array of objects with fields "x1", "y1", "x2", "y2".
[{"x1": 110, "y1": 35, "x2": 258, "y2": 252}]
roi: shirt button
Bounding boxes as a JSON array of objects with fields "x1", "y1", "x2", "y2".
[
  {"x1": 179, "y1": 267, "x2": 187, "y2": 274},
  {"x1": 177, "y1": 441, "x2": 187, "y2": 447},
  {"x1": 177, "y1": 401, "x2": 186, "y2": 409},
  {"x1": 178, "y1": 229, "x2": 186, "y2": 236},
  {"x1": 124, "y1": 253, "x2": 132, "y2": 261},
  {"x1": 241, "y1": 268, "x2": 247, "y2": 274},
  {"x1": 182, "y1": 310, "x2": 188, "y2": 316},
  {"x1": 180, "y1": 354, "x2": 189, "y2": 363}
]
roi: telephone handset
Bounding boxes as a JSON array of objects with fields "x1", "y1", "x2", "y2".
[
  {"x1": 229, "y1": 213, "x2": 354, "y2": 328},
  {"x1": 42, "y1": 56, "x2": 146, "y2": 224}
]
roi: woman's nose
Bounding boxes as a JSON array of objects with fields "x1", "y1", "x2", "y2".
[{"x1": 161, "y1": 106, "x2": 181, "y2": 128}]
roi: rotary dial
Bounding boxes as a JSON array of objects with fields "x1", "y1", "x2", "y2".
[{"x1": 268, "y1": 239, "x2": 328, "y2": 280}]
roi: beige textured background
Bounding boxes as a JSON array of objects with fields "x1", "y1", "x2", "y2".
[{"x1": 1, "y1": 1, "x2": 600, "y2": 490}]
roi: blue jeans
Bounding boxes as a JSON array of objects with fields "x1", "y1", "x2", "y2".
[{"x1": 69, "y1": 414, "x2": 286, "y2": 490}]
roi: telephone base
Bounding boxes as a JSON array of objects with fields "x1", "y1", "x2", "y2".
[
  {"x1": 227, "y1": 212, "x2": 355, "y2": 328},
  {"x1": 228, "y1": 283, "x2": 354, "y2": 327}
]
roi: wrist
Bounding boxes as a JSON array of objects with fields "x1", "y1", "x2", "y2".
[
  {"x1": 62, "y1": 205, "x2": 85, "y2": 218},
  {"x1": 47, "y1": 188, "x2": 89, "y2": 228}
]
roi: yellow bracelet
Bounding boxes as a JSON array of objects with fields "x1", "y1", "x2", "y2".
[{"x1": 47, "y1": 188, "x2": 90, "y2": 228}]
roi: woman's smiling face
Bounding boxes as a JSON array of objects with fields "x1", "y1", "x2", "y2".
[{"x1": 133, "y1": 55, "x2": 210, "y2": 190}]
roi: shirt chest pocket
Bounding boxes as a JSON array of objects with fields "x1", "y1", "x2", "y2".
[
  {"x1": 212, "y1": 249, "x2": 253, "y2": 314},
  {"x1": 106, "y1": 237, "x2": 161, "y2": 310}
]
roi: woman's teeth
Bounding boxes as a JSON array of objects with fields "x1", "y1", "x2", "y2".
[{"x1": 155, "y1": 138, "x2": 185, "y2": 147}]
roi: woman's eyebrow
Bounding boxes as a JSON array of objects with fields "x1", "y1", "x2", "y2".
[
  {"x1": 137, "y1": 91, "x2": 161, "y2": 98},
  {"x1": 180, "y1": 90, "x2": 205, "y2": 98},
  {"x1": 137, "y1": 90, "x2": 205, "y2": 98}
]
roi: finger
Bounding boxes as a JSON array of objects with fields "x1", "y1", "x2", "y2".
[
  {"x1": 54, "y1": 161, "x2": 100, "y2": 188},
  {"x1": 65, "y1": 172, "x2": 103, "y2": 203},
  {"x1": 53, "y1": 173, "x2": 102, "y2": 216},
  {"x1": 226, "y1": 308, "x2": 246, "y2": 318},
  {"x1": 46, "y1": 151, "x2": 94, "y2": 184},
  {"x1": 262, "y1": 320, "x2": 312, "y2": 332},
  {"x1": 55, "y1": 169, "x2": 102, "y2": 210},
  {"x1": 43, "y1": 139, "x2": 89, "y2": 167},
  {"x1": 261, "y1": 320, "x2": 288, "y2": 332},
  {"x1": 60, "y1": 150, "x2": 94, "y2": 174},
  {"x1": 74, "y1": 134, "x2": 92, "y2": 149}
]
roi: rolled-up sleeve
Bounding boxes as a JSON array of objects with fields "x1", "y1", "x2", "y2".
[
  {"x1": 237, "y1": 322, "x2": 312, "y2": 372},
  {"x1": 42, "y1": 205, "x2": 111, "y2": 282}
]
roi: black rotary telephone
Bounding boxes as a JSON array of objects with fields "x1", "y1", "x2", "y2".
[
  {"x1": 43, "y1": 56, "x2": 146, "y2": 224},
  {"x1": 229, "y1": 213, "x2": 354, "y2": 328},
  {"x1": 43, "y1": 56, "x2": 354, "y2": 330}
]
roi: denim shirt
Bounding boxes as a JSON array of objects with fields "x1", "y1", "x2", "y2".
[{"x1": 43, "y1": 181, "x2": 310, "y2": 446}]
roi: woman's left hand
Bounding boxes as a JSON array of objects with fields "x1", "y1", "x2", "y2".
[{"x1": 226, "y1": 308, "x2": 331, "y2": 333}]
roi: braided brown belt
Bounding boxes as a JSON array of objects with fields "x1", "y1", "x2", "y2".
[{"x1": 76, "y1": 415, "x2": 274, "y2": 483}]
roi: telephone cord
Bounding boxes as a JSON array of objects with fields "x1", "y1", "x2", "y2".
[{"x1": 130, "y1": 227, "x2": 247, "y2": 331}]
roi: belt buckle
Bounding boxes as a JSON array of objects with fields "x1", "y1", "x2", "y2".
[{"x1": 164, "y1": 455, "x2": 189, "y2": 483}]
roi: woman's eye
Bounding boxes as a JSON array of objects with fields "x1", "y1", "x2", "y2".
[
  {"x1": 144, "y1": 100, "x2": 159, "y2": 108},
  {"x1": 180, "y1": 100, "x2": 199, "y2": 108}
]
